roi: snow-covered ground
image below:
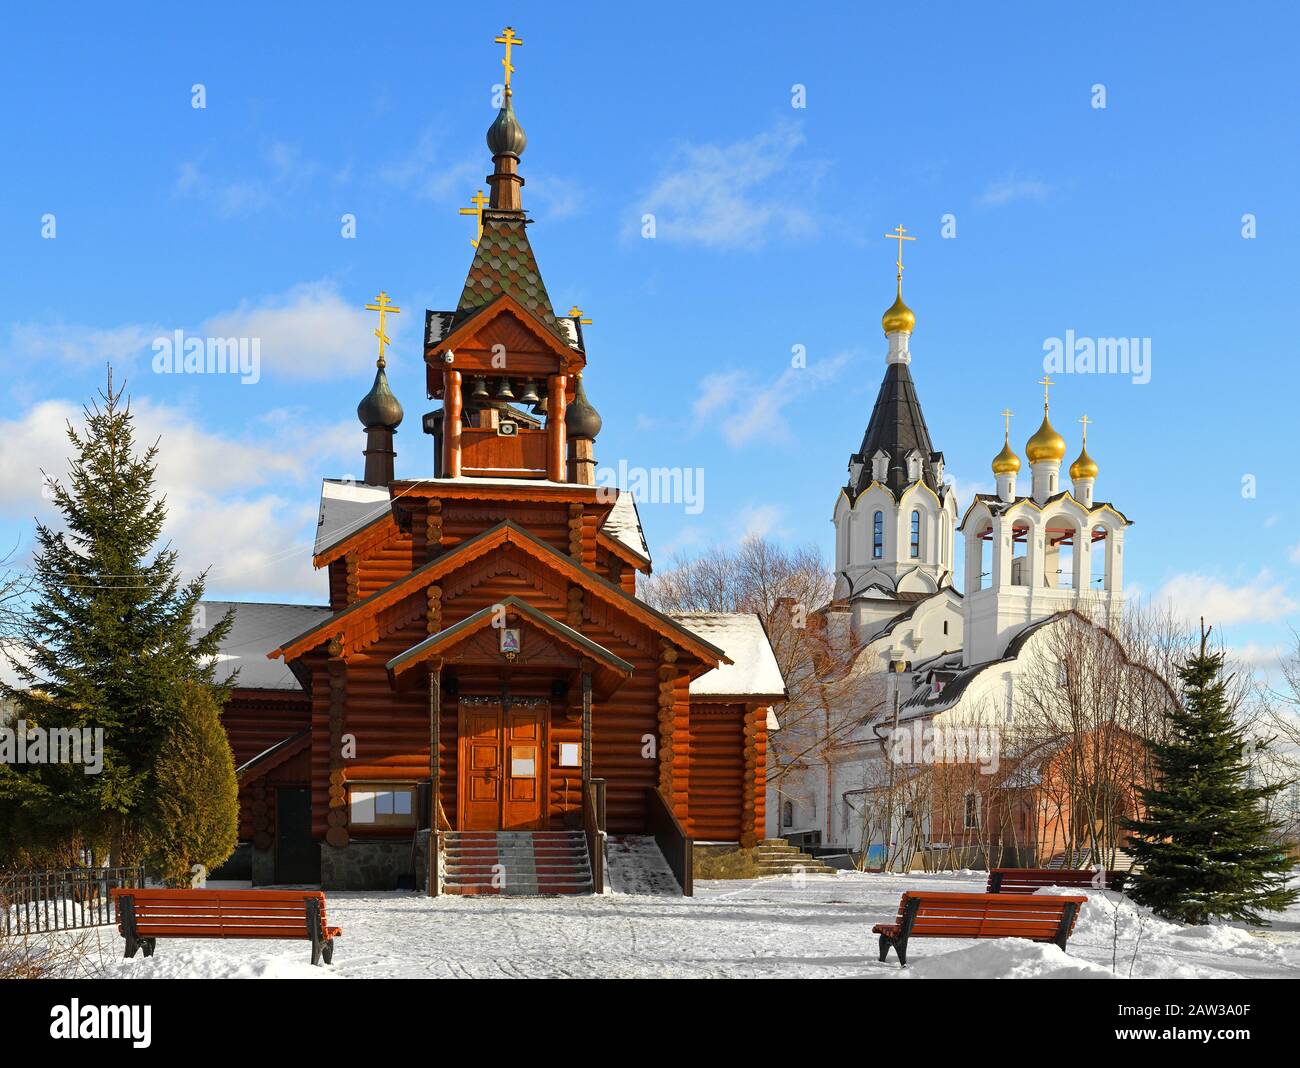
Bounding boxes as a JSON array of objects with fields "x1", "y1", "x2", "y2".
[{"x1": 61, "y1": 870, "x2": 1300, "y2": 979}]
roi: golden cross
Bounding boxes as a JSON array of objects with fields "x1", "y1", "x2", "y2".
[
  {"x1": 364, "y1": 291, "x2": 401, "y2": 367},
  {"x1": 459, "y1": 189, "x2": 489, "y2": 248},
  {"x1": 1037, "y1": 374, "x2": 1055, "y2": 409},
  {"x1": 884, "y1": 224, "x2": 916, "y2": 282},
  {"x1": 1001, "y1": 408, "x2": 1014, "y2": 437},
  {"x1": 495, "y1": 26, "x2": 523, "y2": 94},
  {"x1": 1078, "y1": 413, "x2": 1092, "y2": 443},
  {"x1": 568, "y1": 305, "x2": 592, "y2": 325}
]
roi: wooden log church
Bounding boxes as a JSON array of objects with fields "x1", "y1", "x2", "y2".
[{"x1": 202, "y1": 28, "x2": 786, "y2": 895}]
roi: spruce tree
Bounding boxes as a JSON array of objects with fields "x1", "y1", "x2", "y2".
[
  {"x1": 1125, "y1": 625, "x2": 1298, "y2": 925},
  {"x1": 0, "y1": 369, "x2": 232, "y2": 865},
  {"x1": 145, "y1": 680, "x2": 238, "y2": 887}
]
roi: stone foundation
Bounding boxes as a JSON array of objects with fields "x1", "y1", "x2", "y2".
[{"x1": 320, "y1": 839, "x2": 417, "y2": 891}]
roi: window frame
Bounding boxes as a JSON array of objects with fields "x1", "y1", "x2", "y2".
[{"x1": 348, "y1": 782, "x2": 418, "y2": 829}]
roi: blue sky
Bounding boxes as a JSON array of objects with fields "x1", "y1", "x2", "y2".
[{"x1": 1, "y1": 2, "x2": 1297, "y2": 669}]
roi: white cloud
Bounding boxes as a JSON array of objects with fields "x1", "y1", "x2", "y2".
[
  {"x1": 203, "y1": 281, "x2": 392, "y2": 380},
  {"x1": 0, "y1": 395, "x2": 339, "y2": 599},
  {"x1": 978, "y1": 174, "x2": 1050, "y2": 208},
  {"x1": 175, "y1": 141, "x2": 318, "y2": 218},
  {"x1": 529, "y1": 173, "x2": 584, "y2": 221},
  {"x1": 632, "y1": 122, "x2": 821, "y2": 249},
  {"x1": 6, "y1": 321, "x2": 161, "y2": 369},
  {"x1": 693, "y1": 353, "x2": 852, "y2": 447},
  {"x1": 377, "y1": 129, "x2": 481, "y2": 203},
  {"x1": 1153, "y1": 569, "x2": 1298, "y2": 628},
  {"x1": 735, "y1": 504, "x2": 785, "y2": 542}
]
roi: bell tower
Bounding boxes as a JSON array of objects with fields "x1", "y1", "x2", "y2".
[{"x1": 833, "y1": 227, "x2": 959, "y2": 609}]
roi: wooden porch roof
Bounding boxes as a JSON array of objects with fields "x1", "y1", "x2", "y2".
[{"x1": 385, "y1": 595, "x2": 633, "y2": 697}]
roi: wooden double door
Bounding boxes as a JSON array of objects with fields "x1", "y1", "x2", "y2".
[{"x1": 458, "y1": 700, "x2": 548, "y2": 830}]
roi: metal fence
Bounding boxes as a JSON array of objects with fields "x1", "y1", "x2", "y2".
[{"x1": 0, "y1": 866, "x2": 145, "y2": 936}]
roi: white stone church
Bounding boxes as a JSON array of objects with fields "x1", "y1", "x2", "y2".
[{"x1": 767, "y1": 255, "x2": 1132, "y2": 864}]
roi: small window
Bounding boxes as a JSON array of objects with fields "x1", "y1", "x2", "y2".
[
  {"x1": 873, "y1": 511, "x2": 884, "y2": 559},
  {"x1": 1057, "y1": 661, "x2": 1069, "y2": 688},
  {"x1": 943, "y1": 620, "x2": 949, "y2": 636},
  {"x1": 350, "y1": 784, "x2": 417, "y2": 828},
  {"x1": 910, "y1": 510, "x2": 921, "y2": 558},
  {"x1": 782, "y1": 800, "x2": 794, "y2": 828},
  {"x1": 964, "y1": 793, "x2": 979, "y2": 830}
]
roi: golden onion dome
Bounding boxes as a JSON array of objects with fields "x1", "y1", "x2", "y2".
[
  {"x1": 881, "y1": 288, "x2": 916, "y2": 335},
  {"x1": 1069, "y1": 444, "x2": 1098, "y2": 481},
  {"x1": 1025, "y1": 411, "x2": 1066, "y2": 463},
  {"x1": 992, "y1": 437, "x2": 1021, "y2": 475}
]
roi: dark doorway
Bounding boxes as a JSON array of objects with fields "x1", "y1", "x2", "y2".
[{"x1": 275, "y1": 787, "x2": 319, "y2": 884}]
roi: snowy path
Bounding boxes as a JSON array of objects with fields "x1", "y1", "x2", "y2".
[{"x1": 82, "y1": 870, "x2": 1300, "y2": 979}]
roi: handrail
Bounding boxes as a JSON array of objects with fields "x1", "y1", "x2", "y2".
[
  {"x1": 645, "y1": 787, "x2": 693, "y2": 896},
  {"x1": 583, "y1": 778, "x2": 606, "y2": 894}
]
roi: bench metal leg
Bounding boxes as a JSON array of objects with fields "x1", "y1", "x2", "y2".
[
  {"x1": 895, "y1": 937, "x2": 909, "y2": 967},
  {"x1": 306, "y1": 896, "x2": 328, "y2": 966},
  {"x1": 878, "y1": 934, "x2": 891, "y2": 962},
  {"x1": 142, "y1": 938, "x2": 156, "y2": 958},
  {"x1": 1054, "y1": 902, "x2": 1079, "y2": 951},
  {"x1": 323, "y1": 939, "x2": 334, "y2": 965}
]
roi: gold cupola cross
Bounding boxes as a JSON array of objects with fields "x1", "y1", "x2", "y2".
[
  {"x1": 495, "y1": 26, "x2": 523, "y2": 95},
  {"x1": 365, "y1": 291, "x2": 401, "y2": 367},
  {"x1": 1037, "y1": 374, "x2": 1056, "y2": 409},
  {"x1": 884, "y1": 224, "x2": 916, "y2": 283},
  {"x1": 459, "y1": 189, "x2": 489, "y2": 248}
]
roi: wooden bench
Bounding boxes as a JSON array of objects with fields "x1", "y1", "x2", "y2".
[
  {"x1": 986, "y1": 867, "x2": 1127, "y2": 894},
  {"x1": 110, "y1": 888, "x2": 341, "y2": 966},
  {"x1": 872, "y1": 891, "x2": 1087, "y2": 966}
]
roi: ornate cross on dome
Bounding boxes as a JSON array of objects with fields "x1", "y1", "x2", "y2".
[
  {"x1": 1001, "y1": 408, "x2": 1014, "y2": 436},
  {"x1": 364, "y1": 291, "x2": 401, "y2": 367},
  {"x1": 568, "y1": 305, "x2": 592, "y2": 325},
  {"x1": 495, "y1": 26, "x2": 523, "y2": 94},
  {"x1": 1037, "y1": 374, "x2": 1055, "y2": 409},
  {"x1": 1078, "y1": 413, "x2": 1092, "y2": 442},
  {"x1": 884, "y1": 224, "x2": 916, "y2": 282},
  {"x1": 459, "y1": 189, "x2": 488, "y2": 248}
]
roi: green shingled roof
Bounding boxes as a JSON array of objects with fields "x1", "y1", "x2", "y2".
[{"x1": 455, "y1": 212, "x2": 567, "y2": 342}]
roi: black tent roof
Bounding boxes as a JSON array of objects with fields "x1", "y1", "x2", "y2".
[{"x1": 847, "y1": 362, "x2": 941, "y2": 499}]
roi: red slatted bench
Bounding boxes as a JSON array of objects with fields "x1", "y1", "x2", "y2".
[
  {"x1": 872, "y1": 891, "x2": 1087, "y2": 966},
  {"x1": 110, "y1": 888, "x2": 341, "y2": 966},
  {"x1": 986, "y1": 868, "x2": 1127, "y2": 894}
]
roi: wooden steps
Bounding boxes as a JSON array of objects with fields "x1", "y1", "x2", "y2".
[{"x1": 441, "y1": 830, "x2": 593, "y2": 896}]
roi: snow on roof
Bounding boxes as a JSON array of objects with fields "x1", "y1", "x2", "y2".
[
  {"x1": 314, "y1": 479, "x2": 392, "y2": 557},
  {"x1": 670, "y1": 613, "x2": 786, "y2": 700},
  {"x1": 603, "y1": 490, "x2": 651, "y2": 563},
  {"x1": 314, "y1": 475, "x2": 650, "y2": 571},
  {"x1": 196, "y1": 601, "x2": 331, "y2": 690}
]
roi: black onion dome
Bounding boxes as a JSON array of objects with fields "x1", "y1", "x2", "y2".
[
  {"x1": 487, "y1": 96, "x2": 527, "y2": 157},
  {"x1": 357, "y1": 366, "x2": 404, "y2": 429},
  {"x1": 566, "y1": 374, "x2": 602, "y2": 440}
]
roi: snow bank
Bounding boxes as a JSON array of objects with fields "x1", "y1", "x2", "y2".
[
  {"x1": 897, "y1": 939, "x2": 1115, "y2": 980},
  {"x1": 98, "y1": 950, "x2": 335, "y2": 980}
]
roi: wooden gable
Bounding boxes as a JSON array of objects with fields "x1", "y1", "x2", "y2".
[{"x1": 426, "y1": 294, "x2": 585, "y2": 401}]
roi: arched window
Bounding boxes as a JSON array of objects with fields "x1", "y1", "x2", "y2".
[
  {"x1": 910, "y1": 510, "x2": 921, "y2": 558},
  {"x1": 873, "y1": 511, "x2": 884, "y2": 559},
  {"x1": 782, "y1": 800, "x2": 794, "y2": 828}
]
